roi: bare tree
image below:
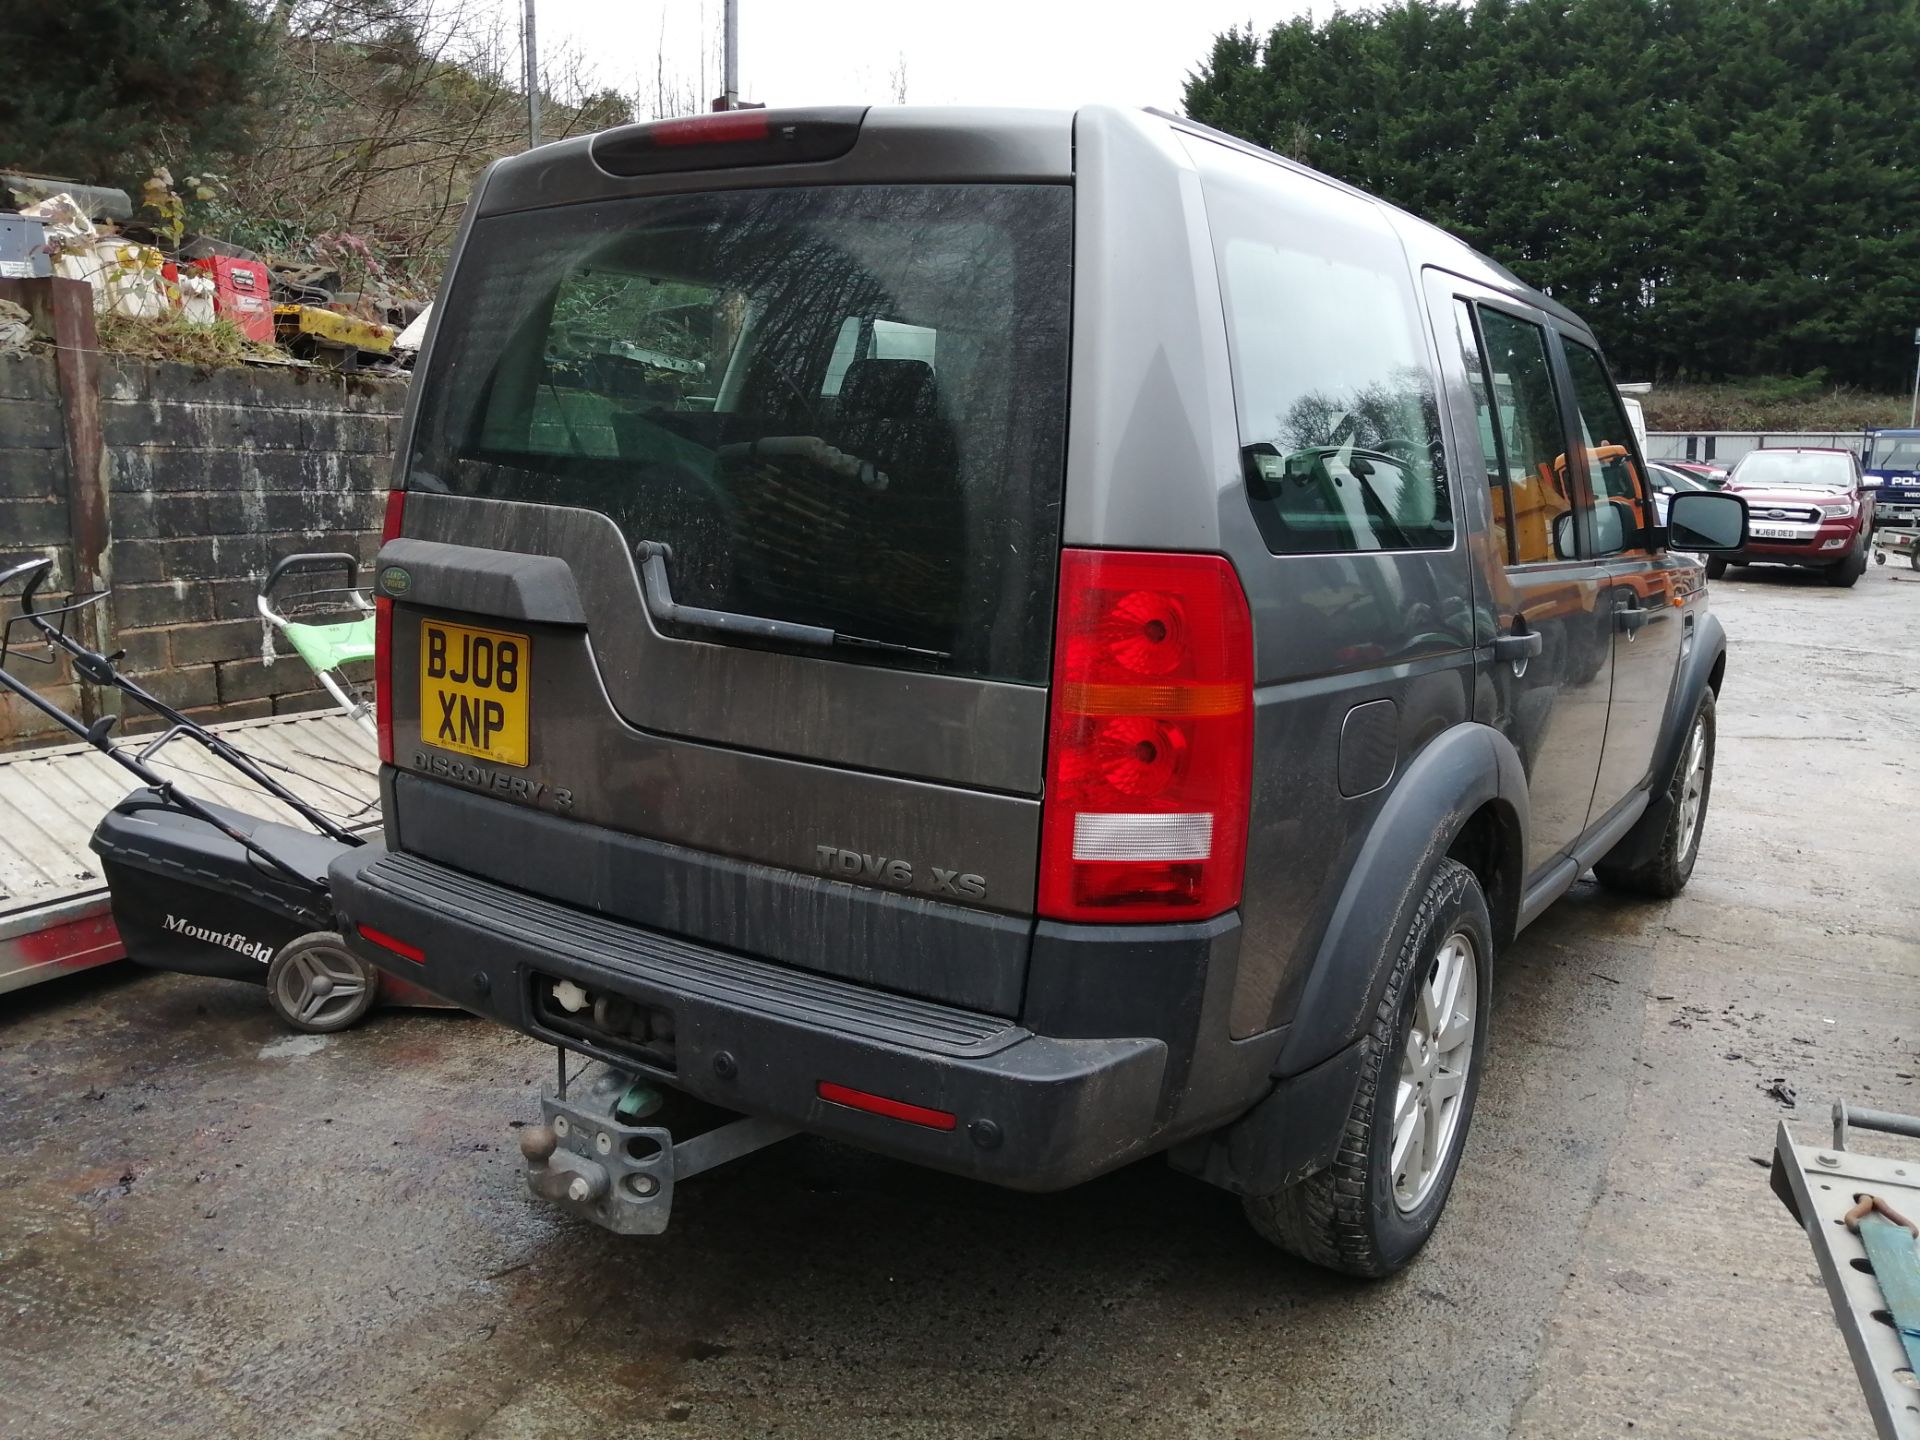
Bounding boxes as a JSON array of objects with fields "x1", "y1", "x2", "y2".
[{"x1": 217, "y1": 0, "x2": 632, "y2": 296}]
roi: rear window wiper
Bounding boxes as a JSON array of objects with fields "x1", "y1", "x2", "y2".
[{"x1": 634, "y1": 542, "x2": 950, "y2": 661}]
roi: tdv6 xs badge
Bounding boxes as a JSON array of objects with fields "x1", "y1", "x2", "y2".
[{"x1": 813, "y1": 846, "x2": 987, "y2": 900}]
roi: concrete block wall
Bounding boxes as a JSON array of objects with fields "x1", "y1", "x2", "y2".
[
  {"x1": 0, "y1": 350, "x2": 407, "y2": 750},
  {"x1": 0, "y1": 351, "x2": 82, "y2": 745}
]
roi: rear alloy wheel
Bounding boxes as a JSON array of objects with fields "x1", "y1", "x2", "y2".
[
  {"x1": 1596, "y1": 689, "x2": 1715, "y2": 898},
  {"x1": 1244, "y1": 858, "x2": 1491, "y2": 1277},
  {"x1": 268, "y1": 931, "x2": 380, "y2": 1033}
]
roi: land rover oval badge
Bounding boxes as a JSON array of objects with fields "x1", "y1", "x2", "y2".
[{"x1": 379, "y1": 565, "x2": 412, "y2": 597}]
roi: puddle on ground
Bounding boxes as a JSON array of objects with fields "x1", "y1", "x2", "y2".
[{"x1": 258, "y1": 1033, "x2": 333, "y2": 1060}]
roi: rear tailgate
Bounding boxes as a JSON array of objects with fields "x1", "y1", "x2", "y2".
[{"x1": 378, "y1": 111, "x2": 1075, "y2": 1014}]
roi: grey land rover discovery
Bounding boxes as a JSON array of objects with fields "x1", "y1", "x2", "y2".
[{"x1": 334, "y1": 104, "x2": 1748, "y2": 1276}]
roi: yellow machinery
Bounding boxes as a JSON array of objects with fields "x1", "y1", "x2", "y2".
[{"x1": 273, "y1": 304, "x2": 396, "y2": 368}]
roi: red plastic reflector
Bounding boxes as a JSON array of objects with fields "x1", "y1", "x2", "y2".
[
  {"x1": 1038, "y1": 549, "x2": 1254, "y2": 923},
  {"x1": 652, "y1": 111, "x2": 770, "y2": 146},
  {"x1": 816, "y1": 1081, "x2": 957, "y2": 1131},
  {"x1": 359, "y1": 924, "x2": 424, "y2": 964}
]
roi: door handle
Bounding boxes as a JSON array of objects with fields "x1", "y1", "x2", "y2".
[
  {"x1": 1616, "y1": 601, "x2": 1652, "y2": 634},
  {"x1": 1492, "y1": 629, "x2": 1543, "y2": 663}
]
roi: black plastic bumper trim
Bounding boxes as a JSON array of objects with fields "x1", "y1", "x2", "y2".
[{"x1": 330, "y1": 845, "x2": 1168, "y2": 1190}]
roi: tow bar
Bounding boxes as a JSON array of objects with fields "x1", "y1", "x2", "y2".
[{"x1": 517, "y1": 1058, "x2": 797, "y2": 1235}]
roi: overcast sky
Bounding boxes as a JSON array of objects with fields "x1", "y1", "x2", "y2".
[{"x1": 514, "y1": 0, "x2": 1317, "y2": 115}]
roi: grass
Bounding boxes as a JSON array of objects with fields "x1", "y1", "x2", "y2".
[
  {"x1": 1642, "y1": 379, "x2": 1913, "y2": 433},
  {"x1": 93, "y1": 312, "x2": 281, "y2": 368}
]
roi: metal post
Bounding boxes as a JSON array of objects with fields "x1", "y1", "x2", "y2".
[
  {"x1": 523, "y1": 0, "x2": 541, "y2": 147},
  {"x1": 722, "y1": 0, "x2": 739, "y2": 110},
  {"x1": 1908, "y1": 326, "x2": 1918, "y2": 428}
]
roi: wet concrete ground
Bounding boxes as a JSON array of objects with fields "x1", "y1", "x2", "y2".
[{"x1": 2, "y1": 563, "x2": 1916, "y2": 1439}]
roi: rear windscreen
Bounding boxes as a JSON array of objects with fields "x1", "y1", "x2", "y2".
[{"x1": 407, "y1": 184, "x2": 1073, "y2": 684}]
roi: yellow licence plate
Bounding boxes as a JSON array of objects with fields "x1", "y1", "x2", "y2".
[{"x1": 420, "y1": 620, "x2": 530, "y2": 767}]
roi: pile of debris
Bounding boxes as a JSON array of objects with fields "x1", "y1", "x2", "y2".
[{"x1": 0, "y1": 172, "x2": 423, "y2": 373}]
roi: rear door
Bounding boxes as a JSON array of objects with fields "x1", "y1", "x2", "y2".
[
  {"x1": 1434, "y1": 279, "x2": 1614, "y2": 873},
  {"x1": 384, "y1": 166, "x2": 1074, "y2": 1015},
  {"x1": 1557, "y1": 334, "x2": 1689, "y2": 813}
]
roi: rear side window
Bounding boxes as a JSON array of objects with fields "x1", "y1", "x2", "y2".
[
  {"x1": 1452, "y1": 299, "x2": 1513, "y2": 565},
  {"x1": 408, "y1": 185, "x2": 1073, "y2": 684},
  {"x1": 1198, "y1": 149, "x2": 1452, "y2": 555}
]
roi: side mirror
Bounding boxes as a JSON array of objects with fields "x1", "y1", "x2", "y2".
[
  {"x1": 1861, "y1": 475, "x2": 1882, "y2": 489},
  {"x1": 1666, "y1": 490, "x2": 1747, "y2": 552}
]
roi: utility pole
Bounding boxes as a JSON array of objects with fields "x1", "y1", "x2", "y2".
[
  {"x1": 721, "y1": 0, "x2": 739, "y2": 110},
  {"x1": 523, "y1": 0, "x2": 541, "y2": 147}
]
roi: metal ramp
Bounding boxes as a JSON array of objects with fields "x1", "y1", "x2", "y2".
[{"x1": 0, "y1": 711, "x2": 378, "y2": 995}]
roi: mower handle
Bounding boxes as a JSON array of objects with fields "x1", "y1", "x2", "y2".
[
  {"x1": 0, "y1": 555, "x2": 53, "y2": 610},
  {"x1": 262, "y1": 551, "x2": 362, "y2": 597}
]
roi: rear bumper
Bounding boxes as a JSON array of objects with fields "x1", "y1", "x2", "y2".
[{"x1": 330, "y1": 845, "x2": 1171, "y2": 1191}]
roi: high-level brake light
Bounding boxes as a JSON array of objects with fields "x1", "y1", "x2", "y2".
[{"x1": 590, "y1": 106, "x2": 868, "y2": 177}]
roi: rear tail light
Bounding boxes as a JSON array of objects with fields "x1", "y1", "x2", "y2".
[
  {"x1": 375, "y1": 488, "x2": 405, "y2": 765},
  {"x1": 591, "y1": 106, "x2": 867, "y2": 176},
  {"x1": 1038, "y1": 549, "x2": 1254, "y2": 923},
  {"x1": 381, "y1": 487, "x2": 407, "y2": 545}
]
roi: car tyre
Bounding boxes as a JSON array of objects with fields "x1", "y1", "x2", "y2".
[
  {"x1": 1595, "y1": 689, "x2": 1716, "y2": 899},
  {"x1": 1825, "y1": 539, "x2": 1867, "y2": 588},
  {"x1": 1704, "y1": 556, "x2": 1729, "y2": 581},
  {"x1": 1243, "y1": 858, "x2": 1491, "y2": 1277},
  {"x1": 267, "y1": 931, "x2": 381, "y2": 1033}
]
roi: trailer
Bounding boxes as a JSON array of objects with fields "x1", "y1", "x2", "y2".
[
  {"x1": 1774, "y1": 1103, "x2": 1920, "y2": 1440},
  {"x1": 1872, "y1": 527, "x2": 1920, "y2": 572}
]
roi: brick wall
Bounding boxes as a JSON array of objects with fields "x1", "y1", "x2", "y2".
[{"x1": 0, "y1": 351, "x2": 408, "y2": 750}]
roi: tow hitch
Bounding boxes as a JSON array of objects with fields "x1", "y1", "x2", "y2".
[{"x1": 517, "y1": 1060, "x2": 797, "y2": 1235}]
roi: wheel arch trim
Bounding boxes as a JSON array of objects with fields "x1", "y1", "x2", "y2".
[{"x1": 1274, "y1": 722, "x2": 1526, "y2": 1078}]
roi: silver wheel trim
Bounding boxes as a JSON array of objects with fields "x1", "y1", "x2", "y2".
[
  {"x1": 1677, "y1": 714, "x2": 1708, "y2": 858},
  {"x1": 1391, "y1": 931, "x2": 1478, "y2": 1214},
  {"x1": 274, "y1": 945, "x2": 369, "y2": 1027}
]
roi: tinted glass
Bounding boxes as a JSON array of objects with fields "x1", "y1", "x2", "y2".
[
  {"x1": 1204, "y1": 162, "x2": 1452, "y2": 555},
  {"x1": 1475, "y1": 308, "x2": 1574, "y2": 564},
  {"x1": 408, "y1": 185, "x2": 1073, "y2": 684},
  {"x1": 1563, "y1": 340, "x2": 1647, "y2": 554},
  {"x1": 1732, "y1": 450, "x2": 1857, "y2": 490}
]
